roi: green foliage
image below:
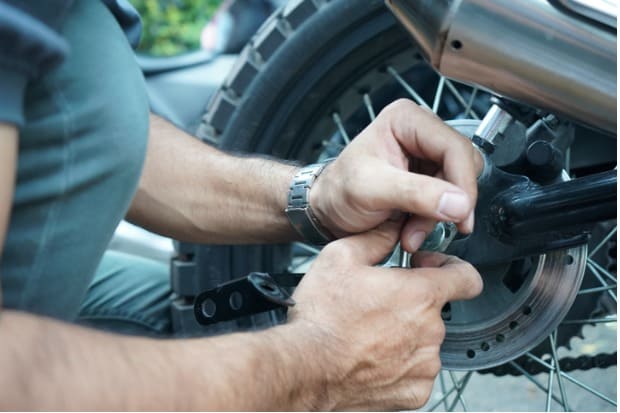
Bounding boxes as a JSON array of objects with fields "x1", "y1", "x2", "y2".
[{"x1": 130, "y1": 0, "x2": 221, "y2": 56}]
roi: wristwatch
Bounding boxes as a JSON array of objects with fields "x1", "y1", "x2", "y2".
[{"x1": 285, "y1": 160, "x2": 336, "y2": 245}]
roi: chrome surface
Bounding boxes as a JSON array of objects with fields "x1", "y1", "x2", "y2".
[
  {"x1": 474, "y1": 105, "x2": 513, "y2": 144},
  {"x1": 420, "y1": 222, "x2": 458, "y2": 252},
  {"x1": 441, "y1": 0, "x2": 617, "y2": 132},
  {"x1": 385, "y1": 0, "x2": 462, "y2": 66},
  {"x1": 557, "y1": 0, "x2": 617, "y2": 28},
  {"x1": 386, "y1": 0, "x2": 617, "y2": 133},
  {"x1": 399, "y1": 249, "x2": 411, "y2": 267}
]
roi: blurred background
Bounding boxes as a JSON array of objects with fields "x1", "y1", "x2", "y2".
[{"x1": 131, "y1": 0, "x2": 220, "y2": 56}]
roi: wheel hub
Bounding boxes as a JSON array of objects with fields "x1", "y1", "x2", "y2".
[{"x1": 438, "y1": 120, "x2": 588, "y2": 370}]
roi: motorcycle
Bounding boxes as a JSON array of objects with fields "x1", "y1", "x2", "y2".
[{"x1": 132, "y1": 0, "x2": 617, "y2": 410}]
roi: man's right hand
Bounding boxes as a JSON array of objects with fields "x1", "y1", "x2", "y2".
[{"x1": 287, "y1": 219, "x2": 483, "y2": 410}]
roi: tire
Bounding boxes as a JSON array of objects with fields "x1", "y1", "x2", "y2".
[
  {"x1": 176, "y1": 0, "x2": 616, "y2": 409},
  {"x1": 183, "y1": 0, "x2": 415, "y2": 333}
]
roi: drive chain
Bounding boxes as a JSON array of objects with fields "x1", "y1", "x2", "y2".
[{"x1": 481, "y1": 352, "x2": 617, "y2": 376}]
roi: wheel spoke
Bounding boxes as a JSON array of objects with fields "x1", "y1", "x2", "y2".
[
  {"x1": 363, "y1": 94, "x2": 376, "y2": 121},
  {"x1": 526, "y1": 352, "x2": 617, "y2": 406},
  {"x1": 428, "y1": 372, "x2": 471, "y2": 411},
  {"x1": 561, "y1": 316, "x2": 617, "y2": 325},
  {"x1": 447, "y1": 371, "x2": 472, "y2": 411},
  {"x1": 546, "y1": 359, "x2": 556, "y2": 412},
  {"x1": 332, "y1": 112, "x2": 351, "y2": 144},
  {"x1": 550, "y1": 331, "x2": 571, "y2": 412},
  {"x1": 429, "y1": 386, "x2": 458, "y2": 411},
  {"x1": 588, "y1": 226, "x2": 617, "y2": 258},
  {"x1": 509, "y1": 361, "x2": 566, "y2": 406},
  {"x1": 432, "y1": 76, "x2": 446, "y2": 114},
  {"x1": 448, "y1": 371, "x2": 469, "y2": 411},
  {"x1": 439, "y1": 371, "x2": 449, "y2": 411},
  {"x1": 387, "y1": 66, "x2": 431, "y2": 109},
  {"x1": 578, "y1": 284, "x2": 617, "y2": 295},
  {"x1": 445, "y1": 79, "x2": 480, "y2": 119},
  {"x1": 587, "y1": 262, "x2": 617, "y2": 302},
  {"x1": 293, "y1": 242, "x2": 321, "y2": 256},
  {"x1": 321, "y1": 139, "x2": 345, "y2": 152},
  {"x1": 588, "y1": 258, "x2": 617, "y2": 283},
  {"x1": 464, "y1": 87, "x2": 479, "y2": 119}
]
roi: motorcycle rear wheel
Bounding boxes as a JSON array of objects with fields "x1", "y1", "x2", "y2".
[{"x1": 186, "y1": 0, "x2": 616, "y2": 410}]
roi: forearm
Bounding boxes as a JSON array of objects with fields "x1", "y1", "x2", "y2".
[
  {"x1": 127, "y1": 115, "x2": 301, "y2": 244},
  {"x1": 0, "y1": 310, "x2": 322, "y2": 410},
  {"x1": 0, "y1": 124, "x2": 17, "y2": 255}
]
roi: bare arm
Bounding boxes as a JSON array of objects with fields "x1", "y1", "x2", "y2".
[
  {"x1": 0, "y1": 123, "x2": 17, "y2": 311},
  {"x1": 127, "y1": 115, "x2": 300, "y2": 244},
  {"x1": 0, "y1": 310, "x2": 321, "y2": 410},
  {"x1": 0, "y1": 123, "x2": 17, "y2": 260},
  {"x1": 0, "y1": 220, "x2": 482, "y2": 411},
  {"x1": 0, "y1": 118, "x2": 481, "y2": 410},
  {"x1": 0, "y1": 121, "x2": 319, "y2": 410},
  {"x1": 129, "y1": 103, "x2": 481, "y2": 248}
]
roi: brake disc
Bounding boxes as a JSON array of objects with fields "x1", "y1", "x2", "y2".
[
  {"x1": 438, "y1": 120, "x2": 589, "y2": 370},
  {"x1": 484, "y1": 220, "x2": 617, "y2": 376},
  {"x1": 441, "y1": 246, "x2": 587, "y2": 370}
]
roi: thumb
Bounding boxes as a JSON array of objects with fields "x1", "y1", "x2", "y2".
[
  {"x1": 329, "y1": 218, "x2": 404, "y2": 266},
  {"x1": 365, "y1": 166, "x2": 474, "y2": 227}
]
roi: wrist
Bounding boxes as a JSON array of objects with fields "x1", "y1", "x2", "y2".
[
  {"x1": 285, "y1": 160, "x2": 337, "y2": 244},
  {"x1": 308, "y1": 161, "x2": 347, "y2": 239}
]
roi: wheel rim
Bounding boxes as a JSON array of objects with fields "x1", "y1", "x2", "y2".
[
  {"x1": 202, "y1": 2, "x2": 616, "y2": 406},
  {"x1": 284, "y1": 59, "x2": 617, "y2": 410}
]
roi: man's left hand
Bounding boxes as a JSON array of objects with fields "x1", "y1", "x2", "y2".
[{"x1": 309, "y1": 99, "x2": 483, "y2": 252}]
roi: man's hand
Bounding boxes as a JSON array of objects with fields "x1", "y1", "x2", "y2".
[
  {"x1": 310, "y1": 99, "x2": 483, "y2": 252},
  {"x1": 288, "y1": 219, "x2": 483, "y2": 410}
]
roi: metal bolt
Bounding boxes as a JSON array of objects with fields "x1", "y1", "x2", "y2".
[
  {"x1": 498, "y1": 207, "x2": 506, "y2": 219},
  {"x1": 420, "y1": 222, "x2": 458, "y2": 252},
  {"x1": 543, "y1": 114, "x2": 560, "y2": 129}
]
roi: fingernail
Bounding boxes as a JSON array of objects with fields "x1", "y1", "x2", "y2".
[
  {"x1": 438, "y1": 191, "x2": 470, "y2": 220},
  {"x1": 408, "y1": 231, "x2": 427, "y2": 251},
  {"x1": 465, "y1": 211, "x2": 475, "y2": 233}
]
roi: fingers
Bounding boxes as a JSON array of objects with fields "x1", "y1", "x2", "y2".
[
  {"x1": 412, "y1": 251, "x2": 484, "y2": 302},
  {"x1": 378, "y1": 99, "x2": 480, "y2": 229},
  {"x1": 400, "y1": 215, "x2": 437, "y2": 253},
  {"x1": 322, "y1": 218, "x2": 404, "y2": 266},
  {"x1": 411, "y1": 251, "x2": 456, "y2": 268},
  {"x1": 364, "y1": 165, "x2": 474, "y2": 232}
]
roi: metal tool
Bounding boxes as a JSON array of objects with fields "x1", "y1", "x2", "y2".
[{"x1": 194, "y1": 272, "x2": 303, "y2": 325}]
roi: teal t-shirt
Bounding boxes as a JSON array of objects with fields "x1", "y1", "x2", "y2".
[{"x1": 1, "y1": 1, "x2": 149, "y2": 320}]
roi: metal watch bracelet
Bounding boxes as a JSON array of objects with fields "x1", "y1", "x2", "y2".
[{"x1": 285, "y1": 159, "x2": 336, "y2": 245}]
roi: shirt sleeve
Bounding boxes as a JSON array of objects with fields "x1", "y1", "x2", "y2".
[
  {"x1": 0, "y1": 1, "x2": 73, "y2": 127},
  {"x1": 101, "y1": 0, "x2": 142, "y2": 49}
]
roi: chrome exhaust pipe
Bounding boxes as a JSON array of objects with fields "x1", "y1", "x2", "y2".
[{"x1": 386, "y1": 0, "x2": 617, "y2": 133}]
